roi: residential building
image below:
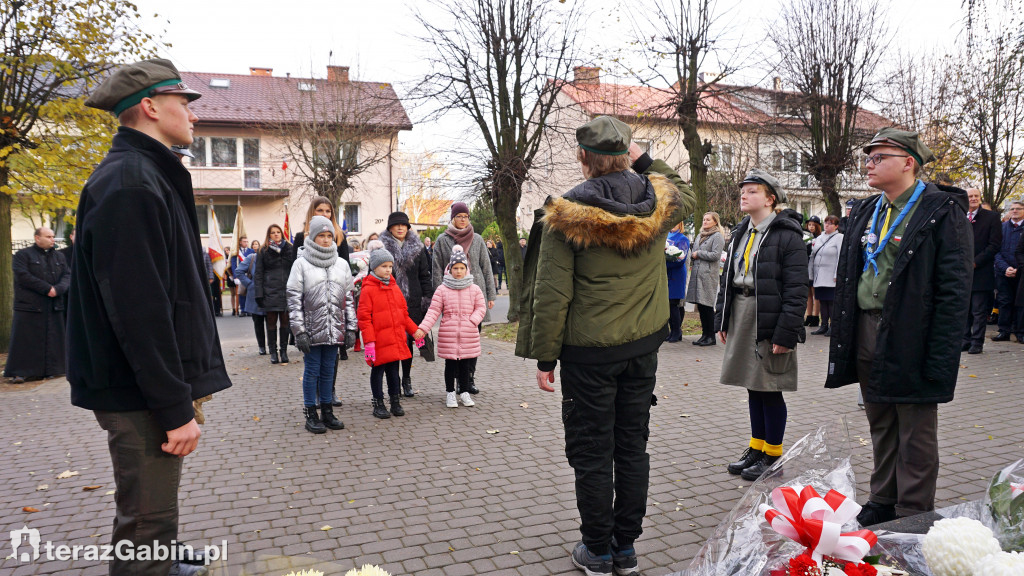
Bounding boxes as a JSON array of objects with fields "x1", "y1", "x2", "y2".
[{"x1": 518, "y1": 67, "x2": 891, "y2": 228}]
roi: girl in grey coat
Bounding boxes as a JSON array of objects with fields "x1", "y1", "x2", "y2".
[
  {"x1": 686, "y1": 212, "x2": 726, "y2": 346},
  {"x1": 287, "y1": 216, "x2": 357, "y2": 434},
  {"x1": 808, "y1": 214, "x2": 843, "y2": 336}
]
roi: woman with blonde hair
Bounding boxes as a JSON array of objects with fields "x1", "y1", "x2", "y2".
[
  {"x1": 715, "y1": 169, "x2": 807, "y2": 481},
  {"x1": 687, "y1": 211, "x2": 726, "y2": 346}
]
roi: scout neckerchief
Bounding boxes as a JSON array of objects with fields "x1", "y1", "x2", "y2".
[
  {"x1": 741, "y1": 228, "x2": 757, "y2": 276},
  {"x1": 863, "y1": 180, "x2": 925, "y2": 275}
]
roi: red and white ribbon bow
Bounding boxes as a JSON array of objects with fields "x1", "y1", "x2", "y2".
[
  {"x1": 760, "y1": 485, "x2": 878, "y2": 566},
  {"x1": 1012, "y1": 483, "x2": 1024, "y2": 498}
]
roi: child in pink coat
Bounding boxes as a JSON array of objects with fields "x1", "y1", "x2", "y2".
[{"x1": 415, "y1": 246, "x2": 486, "y2": 408}]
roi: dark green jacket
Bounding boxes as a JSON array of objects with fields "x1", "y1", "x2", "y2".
[{"x1": 516, "y1": 156, "x2": 691, "y2": 368}]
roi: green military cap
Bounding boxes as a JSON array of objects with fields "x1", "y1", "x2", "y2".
[
  {"x1": 576, "y1": 115, "x2": 631, "y2": 156},
  {"x1": 85, "y1": 59, "x2": 201, "y2": 116},
  {"x1": 740, "y1": 168, "x2": 787, "y2": 204},
  {"x1": 863, "y1": 127, "x2": 935, "y2": 166}
]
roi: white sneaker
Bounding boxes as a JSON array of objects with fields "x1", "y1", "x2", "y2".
[
  {"x1": 446, "y1": 391, "x2": 458, "y2": 408},
  {"x1": 459, "y1": 392, "x2": 475, "y2": 407}
]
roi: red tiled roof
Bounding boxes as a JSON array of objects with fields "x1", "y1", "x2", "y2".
[
  {"x1": 557, "y1": 80, "x2": 891, "y2": 133},
  {"x1": 182, "y1": 71, "x2": 413, "y2": 131}
]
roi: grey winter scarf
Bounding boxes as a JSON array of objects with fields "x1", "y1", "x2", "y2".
[
  {"x1": 445, "y1": 221, "x2": 475, "y2": 254},
  {"x1": 442, "y1": 273, "x2": 475, "y2": 290},
  {"x1": 370, "y1": 271, "x2": 392, "y2": 285},
  {"x1": 302, "y1": 236, "x2": 339, "y2": 268},
  {"x1": 380, "y1": 228, "x2": 424, "y2": 298},
  {"x1": 268, "y1": 239, "x2": 282, "y2": 254}
]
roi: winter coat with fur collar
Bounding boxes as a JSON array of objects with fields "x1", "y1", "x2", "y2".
[
  {"x1": 516, "y1": 156, "x2": 691, "y2": 368},
  {"x1": 380, "y1": 228, "x2": 434, "y2": 323}
]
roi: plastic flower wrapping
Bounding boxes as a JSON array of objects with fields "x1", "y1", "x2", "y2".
[
  {"x1": 343, "y1": 565, "x2": 392, "y2": 576},
  {"x1": 986, "y1": 458, "x2": 1024, "y2": 552},
  {"x1": 665, "y1": 242, "x2": 685, "y2": 261}
]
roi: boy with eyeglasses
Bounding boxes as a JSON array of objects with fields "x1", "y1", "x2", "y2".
[{"x1": 825, "y1": 127, "x2": 972, "y2": 526}]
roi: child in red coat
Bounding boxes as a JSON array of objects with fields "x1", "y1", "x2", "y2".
[{"x1": 357, "y1": 248, "x2": 422, "y2": 419}]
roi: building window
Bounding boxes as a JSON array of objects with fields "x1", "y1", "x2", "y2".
[
  {"x1": 344, "y1": 204, "x2": 360, "y2": 234},
  {"x1": 189, "y1": 137, "x2": 207, "y2": 167},
  {"x1": 210, "y1": 138, "x2": 237, "y2": 167},
  {"x1": 771, "y1": 149, "x2": 801, "y2": 173},
  {"x1": 195, "y1": 204, "x2": 237, "y2": 235},
  {"x1": 709, "y1": 144, "x2": 733, "y2": 171},
  {"x1": 243, "y1": 139, "x2": 260, "y2": 167}
]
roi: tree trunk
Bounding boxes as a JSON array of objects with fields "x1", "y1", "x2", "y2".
[
  {"x1": 818, "y1": 171, "x2": 841, "y2": 217},
  {"x1": 0, "y1": 168, "x2": 14, "y2": 353},
  {"x1": 492, "y1": 181, "x2": 523, "y2": 323}
]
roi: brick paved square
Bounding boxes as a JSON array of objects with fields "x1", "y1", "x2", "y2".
[{"x1": 2, "y1": 312, "x2": 1022, "y2": 574}]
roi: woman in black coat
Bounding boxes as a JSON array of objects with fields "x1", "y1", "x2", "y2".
[
  {"x1": 715, "y1": 169, "x2": 808, "y2": 481},
  {"x1": 380, "y1": 211, "x2": 434, "y2": 397},
  {"x1": 254, "y1": 223, "x2": 296, "y2": 365}
]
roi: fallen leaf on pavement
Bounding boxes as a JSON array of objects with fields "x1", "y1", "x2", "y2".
[
  {"x1": 253, "y1": 416, "x2": 261, "y2": 422},
  {"x1": 486, "y1": 429, "x2": 499, "y2": 434},
  {"x1": 56, "y1": 470, "x2": 79, "y2": 479},
  {"x1": 968, "y1": 374, "x2": 978, "y2": 378},
  {"x1": 23, "y1": 507, "x2": 39, "y2": 513},
  {"x1": 36, "y1": 484, "x2": 48, "y2": 491},
  {"x1": 320, "y1": 525, "x2": 332, "y2": 531},
  {"x1": 105, "y1": 490, "x2": 115, "y2": 495},
  {"x1": 519, "y1": 402, "x2": 528, "y2": 408},
  {"x1": 82, "y1": 485, "x2": 102, "y2": 491}
]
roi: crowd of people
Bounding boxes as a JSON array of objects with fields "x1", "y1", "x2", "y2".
[{"x1": 5, "y1": 58, "x2": 1019, "y2": 576}]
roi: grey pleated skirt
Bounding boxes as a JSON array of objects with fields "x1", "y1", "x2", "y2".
[{"x1": 719, "y1": 293, "x2": 798, "y2": 392}]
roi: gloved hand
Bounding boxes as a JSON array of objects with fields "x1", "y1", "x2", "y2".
[
  {"x1": 255, "y1": 297, "x2": 265, "y2": 308},
  {"x1": 364, "y1": 342, "x2": 376, "y2": 366},
  {"x1": 233, "y1": 278, "x2": 241, "y2": 286},
  {"x1": 415, "y1": 338, "x2": 425, "y2": 348},
  {"x1": 295, "y1": 332, "x2": 312, "y2": 354},
  {"x1": 345, "y1": 330, "x2": 356, "y2": 350}
]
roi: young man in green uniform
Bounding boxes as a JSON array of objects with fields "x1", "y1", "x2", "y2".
[
  {"x1": 517, "y1": 116, "x2": 693, "y2": 575},
  {"x1": 826, "y1": 128, "x2": 972, "y2": 526}
]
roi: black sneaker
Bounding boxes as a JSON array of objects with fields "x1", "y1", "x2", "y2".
[
  {"x1": 611, "y1": 547, "x2": 639, "y2": 575},
  {"x1": 571, "y1": 542, "x2": 612, "y2": 576},
  {"x1": 856, "y1": 501, "x2": 896, "y2": 527}
]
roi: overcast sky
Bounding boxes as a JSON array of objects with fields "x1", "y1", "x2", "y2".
[{"x1": 128, "y1": 0, "x2": 968, "y2": 163}]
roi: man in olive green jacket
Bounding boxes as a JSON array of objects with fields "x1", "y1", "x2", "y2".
[{"x1": 516, "y1": 116, "x2": 692, "y2": 576}]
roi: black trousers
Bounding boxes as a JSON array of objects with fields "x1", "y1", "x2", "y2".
[
  {"x1": 696, "y1": 304, "x2": 715, "y2": 339},
  {"x1": 251, "y1": 314, "x2": 267, "y2": 349},
  {"x1": 95, "y1": 410, "x2": 183, "y2": 576},
  {"x1": 963, "y1": 291, "x2": 993, "y2": 347},
  {"x1": 209, "y1": 280, "x2": 222, "y2": 313},
  {"x1": 560, "y1": 350, "x2": 658, "y2": 556},
  {"x1": 444, "y1": 359, "x2": 474, "y2": 392},
  {"x1": 370, "y1": 361, "x2": 401, "y2": 398},
  {"x1": 856, "y1": 311, "x2": 939, "y2": 516},
  {"x1": 668, "y1": 299, "x2": 683, "y2": 338},
  {"x1": 995, "y1": 274, "x2": 1022, "y2": 335},
  {"x1": 265, "y1": 311, "x2": 290, "y2": 353}
]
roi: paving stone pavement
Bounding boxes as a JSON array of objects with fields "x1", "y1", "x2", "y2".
[{"x1": 2, "y1": 311, "x2": 1023, "y2": 575}]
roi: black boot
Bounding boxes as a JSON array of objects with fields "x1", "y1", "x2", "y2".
[
  {"x1": 727, "y1": 447, "x2": 764, "y2": 475},
  {"x1": 372, "y1": 398, "x2": 390, "y2": 419},
  {"x1": 697, "y1": 335, "x2": 716, "y2": 346},
  {"x1": 856, "y1": 501, "x2": 897, "y2": 527},
  {"x1": 332, "y1": 382, "x2": 342, "y2": 407},
  {"x1": 338, "y1": 347, "x2": 348, "y2": 361},
  {"x1": 811, "y1": 324, "x2": 829, "y2": 335},
  {"x1": 741, "y1": 453, "x2": 781, "y2": 481},
  {"x1": 270, "y1": 350, "x2": 279, "y2": 364},
  {"x1": 319, "y1": 403, "x2": 345, "y2": 430},
  {"x1": 268, "y1": 330, "x2": 279, "y2": 364},
  {"x1": 279, "y1": 347, "x2": 289, "y2": 364},
  {"x1": 804, "y1": 315, "x2": 819, "y2": 327},
  {"x1": 304, "y1": 406, "x2": 326, "y2": 434},
  {"x1": 390, "y1": 395, "x2": 405, "y2": 417},
  {"x1": 258, "y1": 346, "x2": 267, "y2": 355},
  {"x1": 402, "y1": 375, "x2": 414, "y2": 397}
]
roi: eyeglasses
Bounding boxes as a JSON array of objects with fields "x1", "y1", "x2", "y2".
[{"x1": 863, "y1": 153, "x2": 910, "y2": 166}]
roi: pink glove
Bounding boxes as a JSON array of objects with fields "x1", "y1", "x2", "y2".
[
  {"x1": 415, "y1": 338, "x2": 425, "y2": 348},
  {"x1": 364, "y1": 342, "x2": 376, "y2": 366}
]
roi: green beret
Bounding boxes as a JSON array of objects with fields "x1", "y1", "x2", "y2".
[
  {"x1": 85, "y1": 59, "x2": 201, "y2": 116},
  {"x1": 863, "y1": 127, "x2": 935, "y2": 166},
  {"x1": 740, "y1": 168, "x2": 787, "y2": 204},
  {"x1": 576, "y1": 115, "x2": 631, "y2": 156}
]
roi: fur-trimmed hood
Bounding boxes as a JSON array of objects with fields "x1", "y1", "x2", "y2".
[{"x1": 541, "y1": 172, "x2": 681, "y2": 257}]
